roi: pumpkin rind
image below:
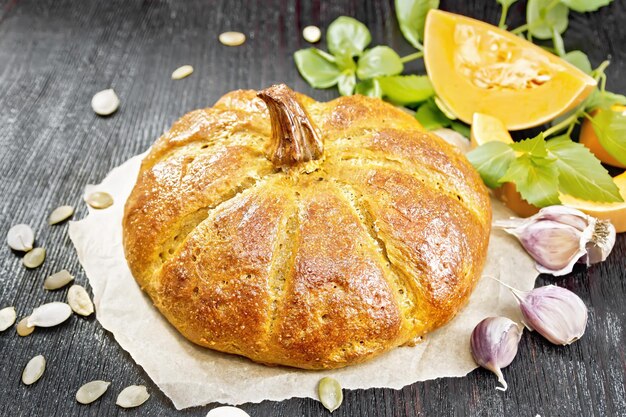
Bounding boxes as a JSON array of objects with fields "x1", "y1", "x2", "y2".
[{"x1": 123, "y1": 87, "x2": 492, "y2": 369}]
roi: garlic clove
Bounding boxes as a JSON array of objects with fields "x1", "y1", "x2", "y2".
[
  {"x1": 494, "y1": 205, "x2": 616, "y2": 276},
  {"x1": 514, "y1": 285, "x2": 587, "y2": 345},
  {"x1": 470, "y1": 317, "x2": 522, "y2": 391}
]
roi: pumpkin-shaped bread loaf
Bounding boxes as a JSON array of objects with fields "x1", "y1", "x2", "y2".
[{"x1": 123, "y1": 84, "x2": 491, "y2": 369}]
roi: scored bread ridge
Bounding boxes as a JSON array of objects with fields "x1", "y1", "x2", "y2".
[{"x1": 123, "y1": 89, "x2": 491, "y2": 369}]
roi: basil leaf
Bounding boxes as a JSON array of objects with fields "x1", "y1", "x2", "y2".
[
  {"x1": 510, "y1": 133, "x2": 549, "y2": 157},
  {"x1": 560, "y1": 0, "x2": 613, "y2": 13},
  {"x1": 394, "y1": 0, "x2": 439, "y2": 49},
  {"x1": 415, "y1": 99, "x2": 450, "y2": 130},
  {"x1": 356, "y1": 46, "x2": 403, "y2": 80},
  {"x1": 377, "y1": 75, "x2": 434, "y2": 105},
  {"x1": 585, "y1": 89, "x2": 626, "y2": 111},
  {"x1": 294, "y1": 49, "x2": 342, "y2": 88},
  {"x1": 327, "y1": 16, "x2": 371, "y2": 58},
  {"x1": 450, "y1": 120, "x2": 471, "y2": 138},
  {"x1": 467, "y1": 142, "x2": 516, "y2": 188},
  {"x1": 527, "y1": 0, "x2": 569, "y2": 40},
  {"x1": 355, "y1": 79, "x2": 383, "y2": 98},
  {"x1": 338, "y1": 71, "x2": 357, "y2": 96},
  {"x1": 563, "y1": 50, "x2": 592, "y2": 74},
  {"x1": 590, "y1": 109, "x2": 626, "y2": 166},
  {"x1": 497, "y1": 0, "x2": 518, "y2": 7},
  {"x1": 546, "y1": 136, "x2": 623, "y2": 202},
  {"x1": 500, "y1": 154, "x2": 561, "y2": 207}
]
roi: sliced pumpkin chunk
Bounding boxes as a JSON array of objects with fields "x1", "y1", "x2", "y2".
[{"x1": 424, "y1": 10, "x2": 596, "y2": 130}]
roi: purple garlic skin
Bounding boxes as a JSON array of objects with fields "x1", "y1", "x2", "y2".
[
  {"x1": 516, "y1": 285, "x2": 588, "y2": 345},
  {"x1": 470, "y1": 317, "x2": 522, "y2": 391},
  {"x1": 494, "y1": 205, "x2": 616, "y2": 276}
]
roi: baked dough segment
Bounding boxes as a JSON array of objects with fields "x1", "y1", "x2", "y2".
[
  {"x1": 270, "y1": 181, "x2": 403, "y2": 369},
  {"x1": 153, "y1": 181, "x2": 295, "y2": 358}
]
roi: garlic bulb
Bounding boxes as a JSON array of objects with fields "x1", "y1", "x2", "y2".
[
  {"x1": 511, "y1": 285, "x2": 587, "y2": 345},
  {"x1": 494, "y1": 206, "x2": 616, "y2": 276},
  {"x1": 470, "y1": 317, "x2": 522, "y2": 391}
]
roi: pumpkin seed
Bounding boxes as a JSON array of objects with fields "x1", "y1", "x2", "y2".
[
  {"x1": 91, "y1": 89, "x2": 120, "y2": 116},
  {"x1": 17, "y1": 317, "x2": 35, "y2": 336},
  {"x1": 67, "y1": 285, "x2": 94, "y2": 316},
  {"x1": 76, "y1": 380, "x2": 111, "y2": 404},
  {"x1": 48, "y1": 205, "x2": 74, "y2": 225},
  {"x1": 116, "y1": 385, "x2": 150, "y2": 408},
  {"x1": 22, "y1": 355, "x2": 46, "y2": 385},
  {"x1": 219, "y1": 31, "x2": 246, "y2": 46},
  {"x1": 27, "y1": 302, "x2": 72, "y2": 327},
  {"x1": 23, "y1": 247, "x2": 46, "y2": 269},
  {"x1": 171, "y1": 65, "x2": 194, "y2": 80},
  {"x1": 85, "y1": 191, "x2": 114, "y2": 209},
  {"x1": 7, "y1": 224, "x2": 34, "y2": 252},
  {"x1": 318, "y1": 377, "x2": 343, "y2": 412},
  {"x1": 44, "y1": 269, "x2": 74, "y2": 290},
  {"x1": 206, "y1": 406, "x2": 251, "y2": 417},
  {"x1": 302, "y1": 25, "x2": 321, "y2": 43},
  {"x1": 0, "y1": 306, "x2": 16, "y2": 331}
]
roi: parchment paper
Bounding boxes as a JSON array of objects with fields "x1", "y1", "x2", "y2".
[{"x1": 68, "y1": 151, "x2": 538, "y2": 410}]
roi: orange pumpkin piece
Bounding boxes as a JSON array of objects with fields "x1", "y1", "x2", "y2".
[{"x1": 424, "y1": 10, "x2": 596, "y2": 131}]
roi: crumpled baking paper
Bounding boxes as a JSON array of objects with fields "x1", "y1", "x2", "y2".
[{"x1": 69, "y1": 150, "x2": 538, "y2": 410}]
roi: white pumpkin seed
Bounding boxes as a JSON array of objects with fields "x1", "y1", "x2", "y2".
[
  {"x1": 44, "y1": 269, "x2": 75, "y2": 290},
  {"x1": 67, "y1": 285, "x2": 94, "y2": 316},
  {"x1": 219, "y1": 31, "x2": 246, "y2": 46},
  {"x1": 206, "y1": 406, "x2": 251, "y2": 417},
  {"x1": 302, "y1": 25, "x2": 321, "y2": 43},
  {"x1": 48, "y1": 205, "x2": 74, "y2": 225},
  {"x1": 91, "y1": 89, "x2": 120, "y2": 116},
  {"x1": 76, "y1": 380, "x2": 111, "y2": 404},
  {"x1": 318, "y1": 377, "x2": 343, "y2": 412},
  {"x1": 85, "y1": 191, "x2": 114, "y2": 209},
  {"x1": 27, "y1": 302, "x2": 72, "y2": 327},
  {"x1": 171, "y1": 65, "x2": 194, "y2": 80},
  {"x1": 23, "y1": 247, "x2": 46, "y2": 269},
  {"x1": 116, "y1": 385, "x2": 150, "y2": 408},
  {"x1": 22, "y1": 355, "x2": 46, "y2": 385},
  {"x1": 0, "y1": 306, "x2": 16, "y2": 331},
  {"x1": 7, "y1": 224, "x2": 34, "y2": 252},
  {"x1": 17, "y1": 317, "x2": 35, "y2": 336}
]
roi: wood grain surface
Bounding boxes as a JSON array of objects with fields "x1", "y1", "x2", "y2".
[{"x1": 0, "y1": 0, "x2": 624, "y2": 416}]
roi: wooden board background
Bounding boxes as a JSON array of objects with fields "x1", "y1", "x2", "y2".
[{"x1": 0, "y1": 0, "x2": 624, "y2": 415}]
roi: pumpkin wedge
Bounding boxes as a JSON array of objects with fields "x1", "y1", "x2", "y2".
[{"x1": 424, "y1": 10, "x2": 596, "y2": 130}]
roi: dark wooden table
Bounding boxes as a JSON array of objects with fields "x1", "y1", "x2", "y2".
[{"x1": 1, "y1": 0, "x2": 624, "y2": 416}]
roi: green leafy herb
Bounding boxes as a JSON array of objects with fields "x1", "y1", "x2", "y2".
[
  {"x1": 450, "y1": 121, "x2": 471, "y2": 137},
  {"x1": 563, "y1": 50, "x2": 592, "y2": 74},
  {"x1": 394, "y1": 0, "x2": 439, "y2": 50},
  {"x1": 526, "y1": 0, "x2": 569, "y2": 40},
  {"x1": 326, "y1": 16, "x2": 371, "y2": 57},
  {"x1": 467, "y1": 142, "x2": 516, "y2": 188},
  {"x1": 560, "y1": 0, "x2": 613, "y2": 13},
  {"x1": 356, "y1": 46, "x2": 403, "y2": 79},
  {"x1": 497, "y1": 0, "x2": 519, "y2": 28},
  {"x1": 338, "y1": 71, "x2": 357, "y2": 96},
  {"x1": 585, "y1": 90, "x2": 626, "y2": 111},
  {"x1": 377, "y1": 75, "x2": 434, "y2": 105},
  {"x1": 355, "y1": 79, "x2": 383, "y2": 98},
  {"x1": 294, "y1": 49, "x2": 342, "y2": 88},
  {"x1": 500, "y1": 154, "x2": 561, "y2": 207},
  {"x1": 589, "y1": 108, "x2": 626, "y2": 166},
  {"x1": 415, "y1": 99, "x2": 450, "y2": 130},
  {"x1": 510, "y1": 133, "x2": 549, "y2": 157},
  {"x1": 546, "y1": 136, "x2": 623, "y2": 202}
]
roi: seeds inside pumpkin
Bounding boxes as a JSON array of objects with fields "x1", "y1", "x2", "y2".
[
  {"x1": 27, "y1": 302, "x2": 72, "y2": 327},
  {"x1": 85, "y1": 191, "x2": 114, "y2": 209},
  {"x1": 91, "y1": 89, "x2": 120, "y2": 116},
  {"x1": 44, "y1": 269, "x2": 75, "y2": 290},
  {"x1": 172, "y1": 65, "x2": 194, "y2": 80},
  {"x1": 302, "y1": 25, "x2": 321, "y2": 43},
  {"x1": 7, "y1": 224, "x2": 35, "y2": 252},
  {"x1": 116, "y1": 385, "x2": 150, "y2": 408},
  {"x1": 48, "y1": 205, "x2": 75, "y2": 225},
  {"x1": 23, "y1": 247, "x2": 46, "y2": 269},
  {"x1": 318, "y1": 377, "x2": 343, "y2": 412},
  {"x1": 17, "y1": 317, "x2": 35, "y2": 336},
  {"x1": 219, "y1": 31, "x2": 246, "y2": 46},
  {"x1": 0, "y1": 306, "x2": 17, "y2": 331},
  {"x1": 76, "y1": 380, "x2": 111, "y2": 404},
  {"x1": 22, "y1": 355, "x2": 46, "y2": 385},
  {"x1": 67, "y1": 285, "x2": 94, "y2": 316}
]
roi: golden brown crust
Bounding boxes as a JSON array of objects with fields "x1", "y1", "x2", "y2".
[{"x1": 123, "y1": 88, "x2": 491, "y2": 369}]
